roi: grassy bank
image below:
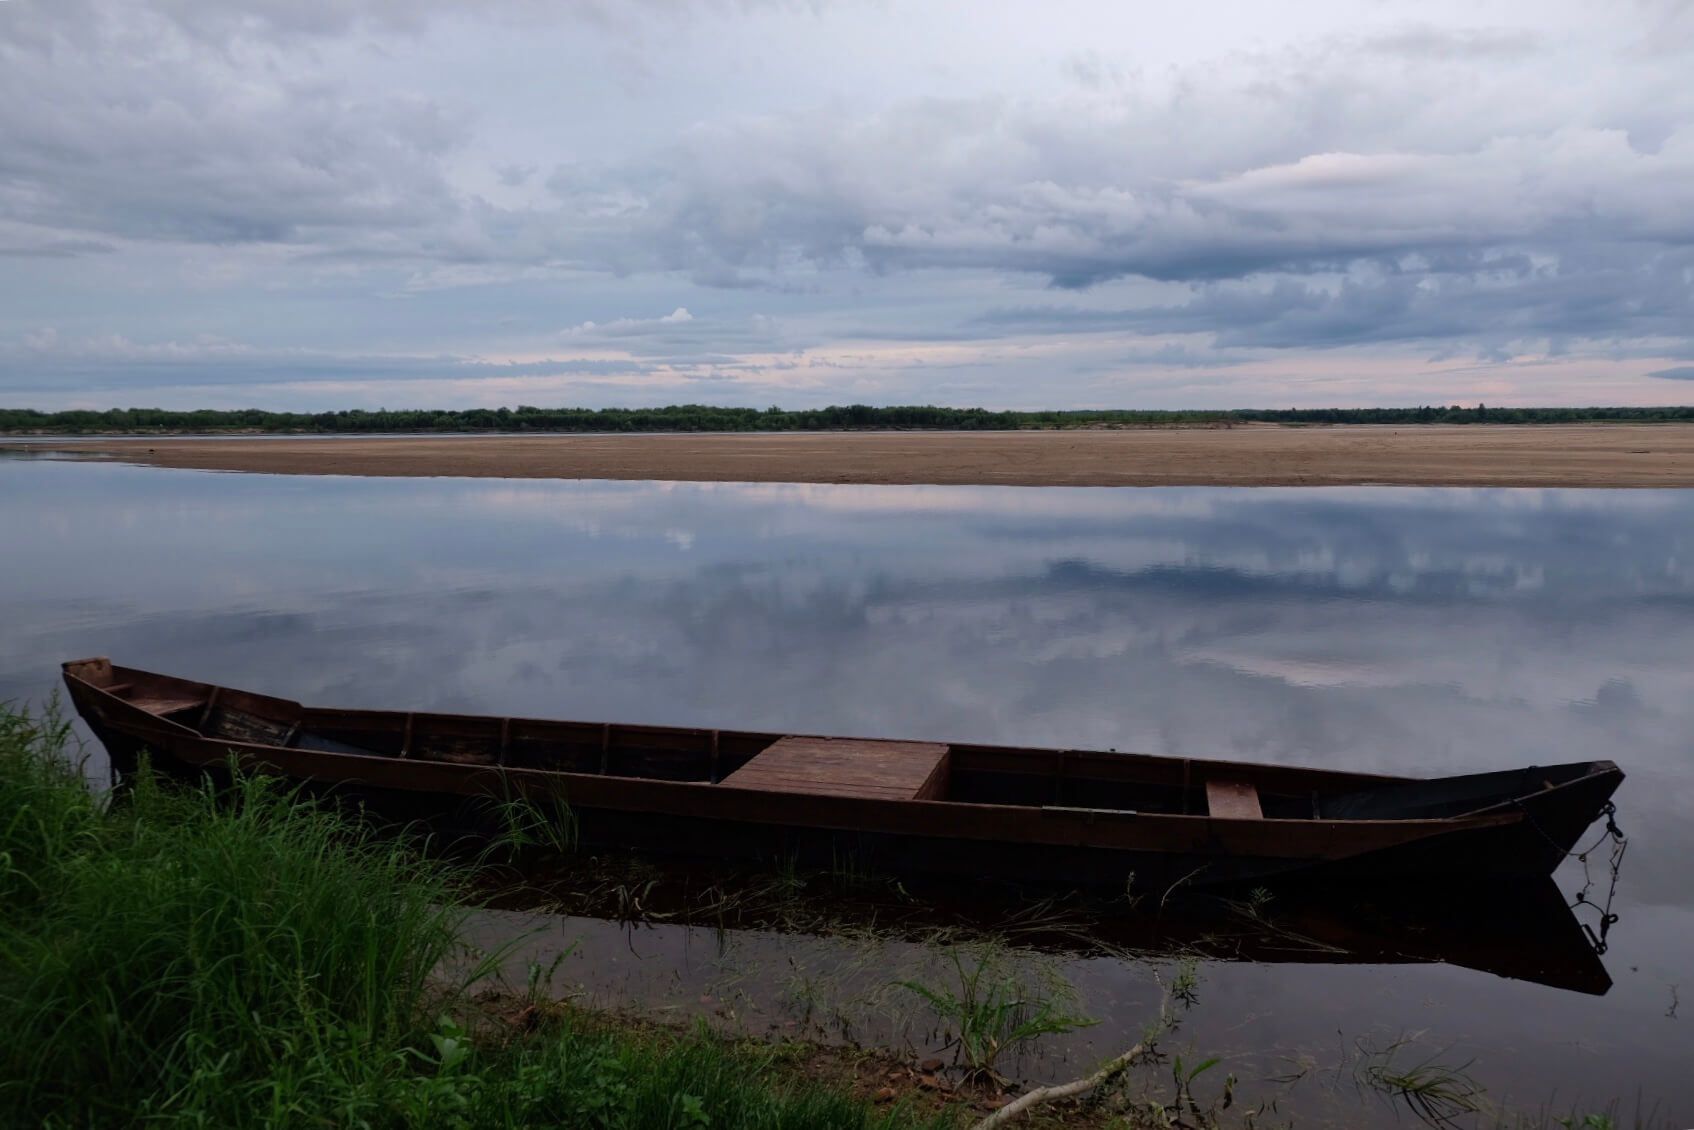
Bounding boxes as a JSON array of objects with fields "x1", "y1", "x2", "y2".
[
  {"x1": 0, "y1": 705, "x2": 961, "y2": 1130},
  {"x1": 0, "y1": 704, "x2": 1655, "y2": 1129}
]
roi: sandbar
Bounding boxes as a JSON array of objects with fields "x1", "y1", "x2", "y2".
[{"x1": 25, "y1": 424, "x2": 1694, "y2": 488}]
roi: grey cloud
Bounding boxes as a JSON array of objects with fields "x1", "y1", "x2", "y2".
[
  {"x1": 33, "y1": 0, "x2": 623, "y2": 46},
  {"x1": 13, "y1": 6, "x2": 1694, "y2": 298},
  {"x1": 527, "y1": 99, "x2": 1694, "y2": 362},
  {"x1": 24, "y1": 0, "x2": 819, "y2": 53},
  {"x1": 974, "y1": 245, "x2": 1694, "y2": 351},
  {"x1": 3, "y1": 1, "x2": 1694, "y2": 392},
  {"x1": 0, "y1": 13, "x2": 464, "y2": 247},
  {"x1": 497, "y1": 164, "x2": 538, "y2": 188},
  {"x1": 0, "y1": 349, "x2": 656, "y2": 395},
  {"x1": 150, "y1": 0, "x2": 448, "y2": 40},
  {"x1": 0, "y1": 240, "x2": 115, "y2": 259},
  {"x1": 1648, "y1": 366, "x2": 1694, "y2": 380},
  {"x1": 1362, "y1": 26, "x2": 1542, "y2": 59}
]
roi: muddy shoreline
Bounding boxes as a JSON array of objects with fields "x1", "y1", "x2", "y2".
[{"x1": 20, "y1": 423, "x2": 1694, "y2": 487}]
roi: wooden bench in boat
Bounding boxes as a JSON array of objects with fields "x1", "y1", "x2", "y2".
[
  {"x1": 103, "y1": 682, "x2": 210, "y2": 720},
  {"x1": 1206, "y1": 779, "x2": 1263, "y2": 820},
  {"x1": 721, "y1": 736, "x2": 950, "y2": 801}
]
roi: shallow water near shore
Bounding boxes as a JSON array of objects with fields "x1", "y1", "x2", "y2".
[{"x1": 2, "y1": 458, "x2": 1690, "y2": 1124}]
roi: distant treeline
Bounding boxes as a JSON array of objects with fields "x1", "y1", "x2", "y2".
[{"x1": 4, "y1": 403, "x2": 1694, "y2": 434}]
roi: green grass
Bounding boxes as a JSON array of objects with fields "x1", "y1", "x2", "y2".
[
  {"x1": 365, "y1": 1014, "x2": 961, "y2": 1130},
  {"x1": 0, "y1": 703, "x2": 960, "y2": 1130},
  {"x1": 0, "y1": 703, "x2": 472, "y2": 1126},
  {"x1": 896, "y1": 940, "x2": 1098, "y2": 1084}
]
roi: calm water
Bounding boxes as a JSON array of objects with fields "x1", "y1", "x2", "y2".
[{"x1": 2, "y1": 458, "x2": 1691, "y2": 1122}]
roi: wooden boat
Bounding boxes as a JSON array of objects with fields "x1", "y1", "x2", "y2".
[{"x1": 62, "y1": 657, "x2": 1625, "y2": 888}]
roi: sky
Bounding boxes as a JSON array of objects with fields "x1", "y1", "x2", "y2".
[{"x1": 1, "y1": 0, "x2": 1692, "y2": 412}]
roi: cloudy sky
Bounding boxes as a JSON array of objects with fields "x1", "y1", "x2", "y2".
[{"x1": 2, "y1": 0, "x2": 1692, "y2": 411}]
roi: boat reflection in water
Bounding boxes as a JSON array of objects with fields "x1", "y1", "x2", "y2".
[
  {"x1": 1080, "y1": 876, "x2": 1619, "y2": 996},
  {"x1": 478, "y1": 858, "x2": 1623, "y2": 1000}
]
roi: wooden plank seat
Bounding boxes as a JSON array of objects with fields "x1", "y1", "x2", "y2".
[
  {"x1": 721, "y1": 735, "x2": 950, "y2": 801},
  {"x1": 1205, "y1": 779, "x2": 1263, "y2": 820},
  {"x1": 102, "y1": 680, "x2": 207, "y2": 718},
  {"x1": 126, "y1": 695, "x2": 210, "y2": 717}
]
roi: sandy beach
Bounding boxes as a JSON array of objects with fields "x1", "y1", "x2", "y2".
[{"x1": 27, "y1": 424, "x2": 1694, "y2": 487}]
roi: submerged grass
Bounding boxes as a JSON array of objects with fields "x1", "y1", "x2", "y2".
[
  {"x1": 0, "y1": 704, "x2": 959, "y2": 1130},
  {"x1": 897, "y1": 940, "x2": 1099, "y2": 1084}
]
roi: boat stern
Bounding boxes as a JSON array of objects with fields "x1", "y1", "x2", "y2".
[{"x1": 62, "y1": 655, "x2": 117, "y2": 689}]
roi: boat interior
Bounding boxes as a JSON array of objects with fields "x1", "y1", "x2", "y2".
[{"x1": 69, "y1": 658, "x2": 1604, "y2": 821}]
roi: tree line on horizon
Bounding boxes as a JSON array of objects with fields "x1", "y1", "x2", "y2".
[{"x1": 4, "y1": 402, "x2": 1694, "y2": 434}]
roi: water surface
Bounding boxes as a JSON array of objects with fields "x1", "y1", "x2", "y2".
[{"x1": 2, "y1": 460, "x2": 1689, "y2": 1122}]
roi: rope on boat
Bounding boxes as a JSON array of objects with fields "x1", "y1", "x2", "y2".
[
  {"x1": 1516, "y1": 799, "x2": 1627, "y2": 955},
  {"x1": 1568, "y1": 802, "x2": 1627, "y2": 955}
]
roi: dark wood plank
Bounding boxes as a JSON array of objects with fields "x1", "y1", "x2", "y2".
[
  {"x1": 722, "y1": 736, "x2": 949, "y2": 801},
  {"x1": 1206, "y1": 779, "x2": 1263, "y2": 820},
  {"x1": 209, "y1": 706, "x2": 294, "y2": 746},
  {"x1": 128, "y1": 696, "x2": 208, "y2": 717}
]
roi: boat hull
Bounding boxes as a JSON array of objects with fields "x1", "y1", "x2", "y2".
[{"x1": 62, "y1": 658, "x2": 1625, "y2": 889}]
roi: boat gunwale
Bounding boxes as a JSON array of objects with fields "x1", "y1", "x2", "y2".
[{"x1": 64, "y1": 658, "x2": 1422, "y2": 791}]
